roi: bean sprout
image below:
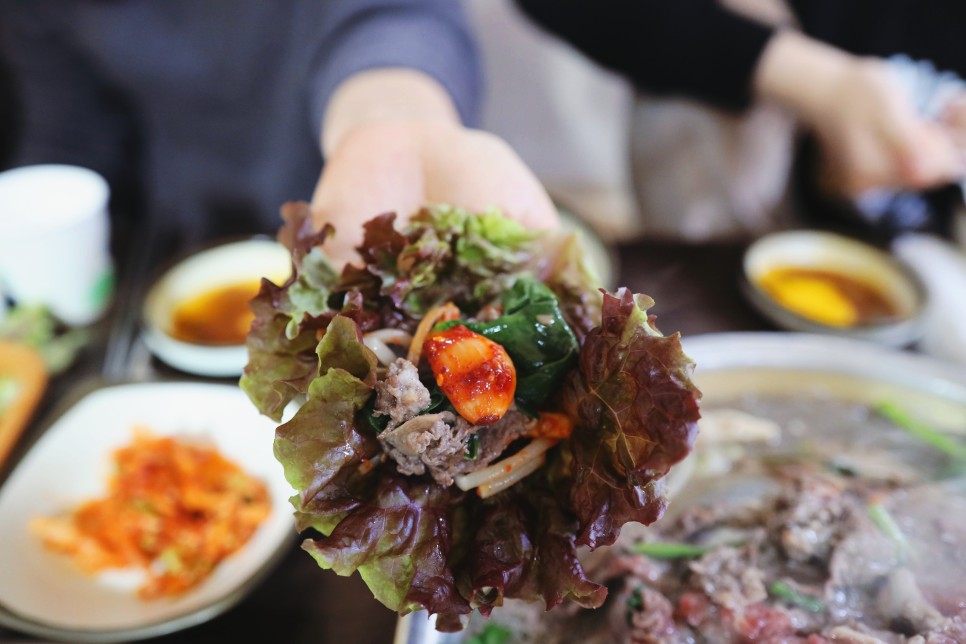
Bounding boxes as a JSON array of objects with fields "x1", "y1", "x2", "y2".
[
  {"x1": 477, "y1": 453, "x2": 546, "y2": 499},
  {"x1": 455, "y1": 438, "x2": 555, "y2": 492}
]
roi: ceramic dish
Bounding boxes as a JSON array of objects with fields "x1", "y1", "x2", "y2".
[
  {"x1": 142, "y1": 238, "x2": 292, "y2": 377},
  {"x1": 0, "y1": 341, "x2": 47, "y2": 469},
  {"x1": 0, "y1": 381, "x2": 295, "y2": 642},
  {"x1": 557, "y1": 207, "x2": 618, "y2": 290},
  {"x1": 394, "y1": 331, "x2": 966, "y2": 644},
  {"x1": 741, "y1": 230, "x2": 927, "y2": 347}
]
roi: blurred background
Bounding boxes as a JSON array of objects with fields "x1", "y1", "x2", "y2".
[
  {"x1": 467, "y1": 0, "x2": 640, "y2": 239},
  {"x1": 3, "y1": 0, "x2": 966, "y2": 248},
  {"x1": 466, "y1": 0, "x2": 791, "y2": 243}
]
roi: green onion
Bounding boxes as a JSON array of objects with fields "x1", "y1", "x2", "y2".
[
  {"x1": 625, "y1": 586, "x2": 644, "y2": 626},
  {"x1": 868, "y1": 502, "x2": 910, "y2": 562},
  {"x1": 361, "y1": 393, "x2": 389, "y2": 434},
  {"x1": 630, "y1": 541, "x2": 709, "y2": 559},
  {"x1": 626, "y1": 586, "x2": 644, "y2": 611},
  {"x1": 769, "y1": 581, "x2": 824, "y2": 613},
  {"x1": 876, "y1": 401, "x2": 966, "y2": 462},
  {"x1": 465, "y1": 433, "x2": 480, "y2": 460}
]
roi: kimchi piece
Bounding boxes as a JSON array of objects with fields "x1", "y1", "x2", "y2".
[{"x1": 30, "y1": 427, "x2": 271, "y2": 599}]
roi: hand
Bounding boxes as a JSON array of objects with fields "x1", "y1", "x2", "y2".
[
  {"x1": 808, "y1": 60, "x2": 964, "y2": 196},
  {"x1": 939, "y1": 94, "x2": 966, "y2": 162},
  {"x1": 755, "y1": 31, "x2": 965, "y2": 197},
  {"x1": 311, "y1": 120, "x2": 558, "y2": 266},
  {"x1": 310, "y1": 71, "x2": 558, "y2": 268}
]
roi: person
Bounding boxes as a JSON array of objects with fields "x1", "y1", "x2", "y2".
[
  {"x1": 0, "y1": 1, "x2": 558, "y2": 268},
  {"x1": 515, "y1": 0, "x2": 966, "y2": 228}
]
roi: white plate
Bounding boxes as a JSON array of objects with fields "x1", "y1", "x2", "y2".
[
  {"x1": 0, "y1": 382, "x2": 295, "y2": 641},
  {"x1": 141, "y1": 238, "x2": 292, "y2": 377}
]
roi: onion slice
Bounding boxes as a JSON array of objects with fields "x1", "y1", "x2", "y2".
[
  {"x1": 407, "y1": 302, "x2": 460, "y2": 364},
  {"x1": 363, "y1": 335, "x2": 397, "y2": 366},
  {"x1": 477, "y1": 453, "x2": 546, "y2": 499},
  {"x1": 455, "y1": 438, "x2": 556, "y2": 492},
  {"x1": 363, "y1": 329, "x2": 415, "y2": 366},
  {"x1": 365, "y1": 329, "x2": 413, "y2": 346}
]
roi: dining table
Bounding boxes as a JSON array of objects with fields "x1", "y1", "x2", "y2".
[{"x1": 0, "y1": 213, "x2": 786, "y2": 644}]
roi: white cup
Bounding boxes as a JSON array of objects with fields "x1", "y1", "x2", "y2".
[{"x1": 0, "y1": 164, "x2": 114, "y2": 326}]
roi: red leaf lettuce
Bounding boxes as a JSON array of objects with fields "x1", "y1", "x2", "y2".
[{"x1": 243, "y1": 204, "x2": 700, "y2": 631}]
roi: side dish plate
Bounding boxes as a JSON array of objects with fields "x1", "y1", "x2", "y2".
[{"x1": 0, "y1": 382, "x2": 295, "y2": 642}]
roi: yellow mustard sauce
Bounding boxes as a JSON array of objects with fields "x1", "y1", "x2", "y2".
[{"x1": 756, "y1": 267, "x2": 899, "y2": 328}]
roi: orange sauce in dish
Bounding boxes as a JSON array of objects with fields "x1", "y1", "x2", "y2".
[
  {"x1": 756, "y1": 267, "x2": 899, "y2": 328},
  {"x1": 169, "y1": 280, "x2": 261, "y2": 345}
]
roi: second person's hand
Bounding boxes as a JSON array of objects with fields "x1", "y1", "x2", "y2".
[{"x1": 754, "y1": 31, "x2": 966, "y2": 198}]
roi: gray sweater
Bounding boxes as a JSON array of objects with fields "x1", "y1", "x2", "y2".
[{"x1": 0, "y1": 0, "x2": 481, "y2": 241}]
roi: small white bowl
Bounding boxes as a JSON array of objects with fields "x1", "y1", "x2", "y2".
[
  {"x1": 741, "y1": 230, "x2": 927, "y2": 347},
  {"x1": 142, "y1": 239, "x2": 292, "y2": 377}
]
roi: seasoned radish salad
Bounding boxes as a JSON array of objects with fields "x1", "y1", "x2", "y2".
[{"x1": 241, "y1": 204, "x2": 701, "y2": 631}]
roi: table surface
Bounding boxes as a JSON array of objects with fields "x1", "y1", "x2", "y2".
[{"x1": 0, "y1": 229, "x2": 772, "y2": 644}]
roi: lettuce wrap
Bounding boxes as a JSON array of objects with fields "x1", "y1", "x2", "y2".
[{"x1": 242, "y1": 204, "x2": 701, "y2": 631}]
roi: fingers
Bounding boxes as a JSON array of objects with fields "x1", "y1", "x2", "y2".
[
  {"x1": 894, "y1": 121, "x2": 963, "y2": 188},
  {"x1": 940, "y1": 95, "x2": 966, "y2": 165},
  {"x1": 309, "y1": 125, "x2": 426, "y2": 268},
  {"x1": 309, "y1": 121, "x2": 560, "y2": 273},
  {"x1": 813, "y1": 59, "x2": 966, "y2": 197},
  {"x1": 421, "y1": 128, "x2": 560, "y2": 231}
]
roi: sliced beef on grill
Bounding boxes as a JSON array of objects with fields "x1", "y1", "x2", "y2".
[
  {"x1": 769, "y1": 471, "x2": 851, "y2": 564},
  {"x1": 374, "y1": 358, "x2": 431, "y2": 429},
  {"x1": 876, "y1": 569, "x2": 945, "y2": 634},
  {"x1": 688, "y1": 543, "x2": 768, "y2": 611},
  {"x1": 625, "y1": 586, "x2": 678, "y2": 644}
]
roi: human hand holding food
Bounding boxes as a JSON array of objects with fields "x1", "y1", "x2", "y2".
[
  {"x1": 754, "y1": 31, "x2": 966, "y2": 198},
  {"x1": 310, "y1": 69, "x2": 559, "y2": 267}
]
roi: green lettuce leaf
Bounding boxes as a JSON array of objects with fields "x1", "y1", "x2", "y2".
[
  {"x1": 355, "y1": 205, "x2": 537, "y2": 316},
  {"x1": 240, "y1": 279, "x2": 319, "y2": 422}
]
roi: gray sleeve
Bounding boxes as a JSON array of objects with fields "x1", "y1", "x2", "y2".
[
  {"x1": 308, "y1": 0, "x2": 483, "y2": 146},
  {"x1": 0, "y1": 2, "x2": 133, "y2": 180}
]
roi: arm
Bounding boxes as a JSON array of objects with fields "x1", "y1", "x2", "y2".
[
  {"x1": 0, "y1": 3, "x2": 133, "y2": 181},
  {"x1": 307, "y1": 1, "x2": 558, "y2": 267},
  {"x1": 515, "y1": 0, "x2": 775, "y2": 111},
  {"x1": 753, "y1": 30, "x2": 964, "y2": 195},
  {"x1": 517, "y1": 0, "x2": 965, "y2": 197}
]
